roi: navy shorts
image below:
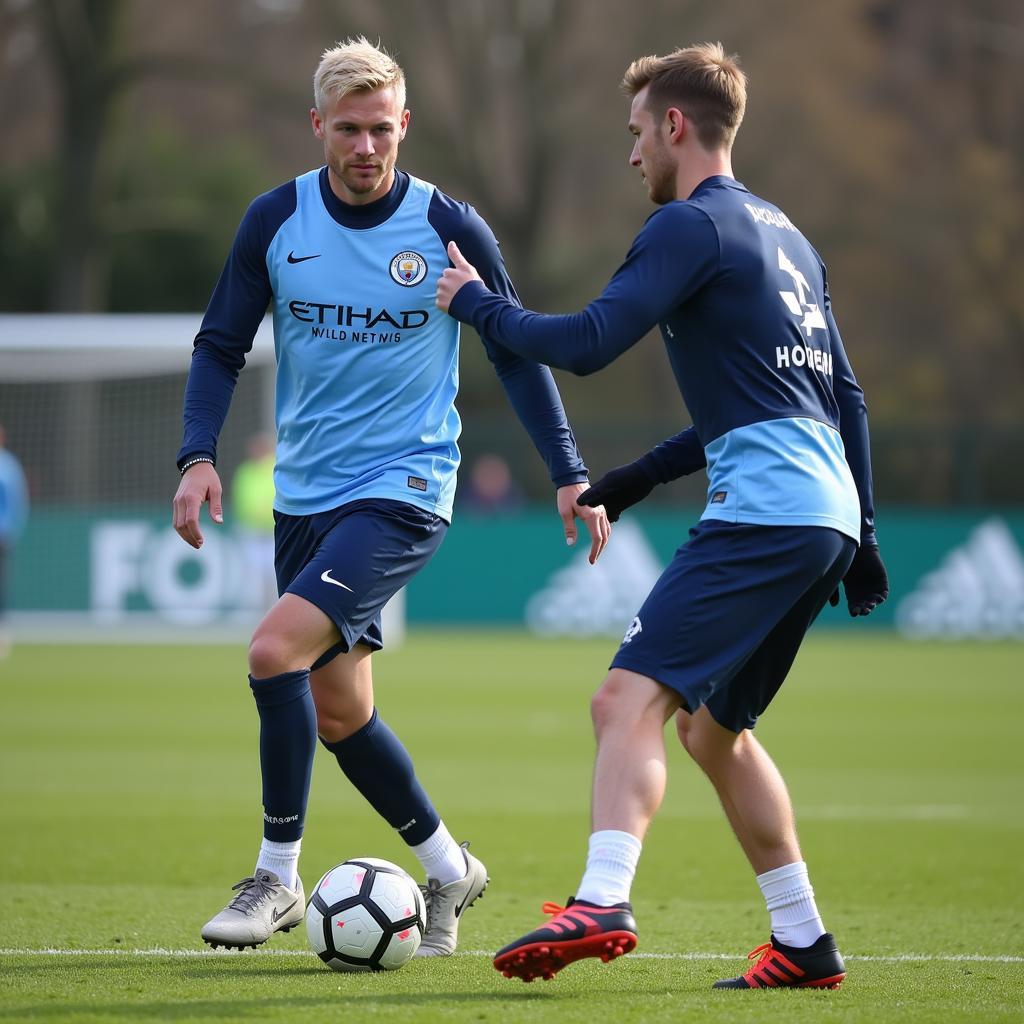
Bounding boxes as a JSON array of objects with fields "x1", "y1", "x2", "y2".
[
  {"x1": 610, "y1": 520, "x2": 856, "y2": 732},
  {"x1": 274, "y1": 498, "x2": 446, "y2": 666}
]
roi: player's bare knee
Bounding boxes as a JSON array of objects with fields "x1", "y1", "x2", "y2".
[
  {"x1": 678, "y1": 718, "x2": 715, "y2": 765},
  {"x1": 589, "y1": 671, "x2": 643, "y2": 737},
  {"x1": 315, "y1": 696, "x2": 376, "y2": 745},
  {"x1": 683, "y1": 717, "x2": 744, "y2": 770},
  {"x1": 590, "y1": 676, "x2": 626, "y2": 736},
  {"x1": 247, "y1": 630, "x2": 293, "y2": 678},
  {"x1": 681, "y1": 728, "x2": 715, "y2": 768},
  {"x1": 675, "y1": 709, "x2": 694, "y2": 752},
  {"x1": 315, "y1": 710, "x2": 359, "y2": 744}
]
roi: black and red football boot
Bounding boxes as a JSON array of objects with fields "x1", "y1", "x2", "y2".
[
  {"x1": 713, "y1": 932, "x2": 846, "y2": 989},
  {"x1": 493, "y1": 898, "x2": 638, "y2": 982}
]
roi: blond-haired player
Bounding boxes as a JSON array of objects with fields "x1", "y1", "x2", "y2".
[{"x1": 174, "y1": 38, "x2": 609, "y2": 955}]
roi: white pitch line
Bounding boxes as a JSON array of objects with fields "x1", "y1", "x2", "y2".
[
  {"x1": 0, "y1": 947, "x2": 314, "y2": 958},
  {"x1": 0, "y1": 948, "x2": 1021, "y2": 964}
]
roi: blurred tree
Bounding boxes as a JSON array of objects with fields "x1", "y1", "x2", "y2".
[
  {"x1": 383, "y1": 0, "x2": 580, "y2": 308},
  {"x1": 12, "y1": 0, "x2": 308, "y2": 311},
  {"x1": 861, "y1": 0, "x2": 1024, "y2": 424},
  {"x1": 1, "y1": 0, "x2": 1021, "y2": 502},
  {"x1": 34, "y1": 0, "x2": 126, "y2": 309}
]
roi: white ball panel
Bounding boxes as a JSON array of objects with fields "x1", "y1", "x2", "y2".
[
  {"x1": 304, "y1": 900, "x2": 328, "y2": 956},
  {"x1": 314, "y1": 862, "x2": 369, "y2": 904},
  {"x1": 326, "y1": 901, "x2": 385, "y2": 959},
  {"x1": 369, "y1": 871, "x2": 420, "y2": 924},
  {"x1": 376, "y1": 925, "x2": 422, "y2": 970}
]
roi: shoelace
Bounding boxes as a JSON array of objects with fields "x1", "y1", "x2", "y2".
[
  {"x1": 226, "y1": 875, "x2": 275, "y2": 915},
  {"x1": 419, "y1": 842, "x2": 474, "y2": 932},
  {"x1": 744, "y1": 942, "x2": 776, "y2": 976},
  {"x1": 542, "y1": 901, "x2": 566, "y2": 917},
  {"x1": 419, "y1": 880, "x2": 443, "y2": 931}
]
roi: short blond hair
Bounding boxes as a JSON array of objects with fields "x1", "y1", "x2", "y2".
[
  {"x1": 622, "y1": 42, "x2": 746, "y2": 150},
  {"x1": 314, "y1": 37, "x2": 406, "y2": 113}
]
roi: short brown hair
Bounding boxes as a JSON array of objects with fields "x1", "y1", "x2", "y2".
[{"x1": 622, "y1": 42, "x2": 746, "y2": 149}]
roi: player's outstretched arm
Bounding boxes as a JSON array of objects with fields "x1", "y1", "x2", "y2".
[
  {"x1": 557, "y1": 483, "x2": 610, "y2": 564},
  {"x1": 172, "y1": 462, "x2": 224, "y2": 549},
  {"x1": 438, "y1": 205, "x2": 719, "y2": 376},
  {"x1": 577, "y1": 463, "x2": 657, "y2": 524},
  {"x1": 578, "y1": 426, "x2": 707, "y2": 522}
]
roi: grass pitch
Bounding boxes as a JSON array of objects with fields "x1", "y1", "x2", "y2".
[{"x1": 1, "y1": 632, "x2": 1022, "y2": 1022}]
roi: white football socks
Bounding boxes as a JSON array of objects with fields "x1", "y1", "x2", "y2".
[
  {"x1": 411, "y1": 821, "x2": 467, "y2": 886},
  {"x1": 757, "y1": 860, "x2": 825, "y2": 948},
  {"x1": 255, "y1": 838, "x2": 301, "y2": 892},
  {"x1": 575, "y1": 829, "x2": 642, "y2": 906}
]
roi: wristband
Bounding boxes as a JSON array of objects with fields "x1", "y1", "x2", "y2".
[{"x1": 179, "y1": 456, "x2": 215, "y2": 476}]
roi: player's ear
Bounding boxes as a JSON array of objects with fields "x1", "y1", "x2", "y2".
[
  {"x1": 399, "y1": 108, "x2": 410, "y2": 141},
  {"x1": 311, "y1": 107, "x2": 324, "y2": 139},
  {"x1": 665, "y1": 107, "x2": 686, "y2": 144}
]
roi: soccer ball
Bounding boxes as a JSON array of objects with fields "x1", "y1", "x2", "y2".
[{"x1": 306, "y1": 857, "x2": 426, "y2": 972}]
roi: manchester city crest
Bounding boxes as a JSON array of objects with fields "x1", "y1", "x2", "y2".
[{"x1": 389, "y1": 250, "x2": 428, "y2": 287}]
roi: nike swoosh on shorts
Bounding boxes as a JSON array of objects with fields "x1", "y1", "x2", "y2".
[{"x1": 320, "y1": 570, "x2": 354, "y2": 592}]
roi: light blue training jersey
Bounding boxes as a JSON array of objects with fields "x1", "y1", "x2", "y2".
[
  {"x1": 178, "y1": 168, "x2": 589, "y2": 519},
  {"x1": 269, "y1": 170, "x2": 459, "y2": 517}
]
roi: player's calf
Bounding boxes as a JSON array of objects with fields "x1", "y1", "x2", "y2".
[
  {"x1": 713, "y1": 932, "x2": 846, "y2": 989},
  {"x1": 494, "y1": 899, "x2": 637, "y2": 982},
  {"x1": 200, "y1": 869, "x2": 305, "y2": 950}
]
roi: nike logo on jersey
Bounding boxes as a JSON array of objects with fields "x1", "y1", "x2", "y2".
[
  {"x1": 287, "y1": 251, "x2": 321, "y2": 264},
  {"x1": 321, "y1": 570, "x2": 354, "y2": 592}
]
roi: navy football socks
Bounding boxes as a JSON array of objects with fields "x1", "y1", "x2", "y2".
[
  {"x1": 321, "y1": 708, "x2": 441, "y2": 846},
  {"x1": 248, "y1": 670, "x2": 317, "y2": 843}
]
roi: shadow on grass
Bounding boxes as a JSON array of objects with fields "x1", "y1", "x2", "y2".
[
  {"x1": 0, "y1": 961, "x2": 328, "y2": 979},
  {"x1": 0, "y1": 990, "x2": 559, "y2": 1020},
  {"x1": 0, "y1": 955, "x2": 686, "y2": 1018},
  {"x1": 0, "y1": 955, "x2": 586, "y2": 1019}
]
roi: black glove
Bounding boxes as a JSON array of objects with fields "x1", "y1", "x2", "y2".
[
  {"x1": 830, "y1": 543, "x2": 889, "y2": 616},
  {"x1": 576, "y1": 462, "x2": 657, "y2": 522}
]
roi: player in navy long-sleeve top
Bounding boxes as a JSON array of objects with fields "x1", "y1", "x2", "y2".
[{"x1": 439, "y1": 42, "x2": 889, "y2": 989}]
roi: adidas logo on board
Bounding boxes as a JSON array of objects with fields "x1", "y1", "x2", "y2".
[
  {"x1": 896, "y1": 518, "x2": 1024, "y2": 639},
  {"x1": 525, "y1": 520, "x2": 663, "y2": 637}
]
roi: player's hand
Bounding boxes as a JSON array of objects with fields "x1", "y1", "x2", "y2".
[
  {"x1": 436, "y1": 240, "x2": 483, "y2": 313},
  {"x1": 557, "y1": 482, "x2": 610, "y2": 565},
  {"x1": 830, "y1": 543, "x2": 889, "y2": 616},
  {"x1": 172, "y1": 462, "x2": 223, "y2": 549},
  {"x1": 577, "y1": 462, "x2": 657, "y2": 523}
]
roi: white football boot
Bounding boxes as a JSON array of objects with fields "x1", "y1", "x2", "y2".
[
  {"x1": 201, "y1": 869, "x2": 304, "y2": 949},
  {"x1": 415, "y1": 841, "x2": 489, "y2": 957}
]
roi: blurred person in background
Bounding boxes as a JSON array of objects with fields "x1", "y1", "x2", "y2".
[
  {"x1": 0, "y1": 423, "x2": 30, "y2": 659},
  {"x1": 172, "y1": 38, "x2": 609, "y2": 956},
  {"x1": 460, "y1": 452, "x2": 526, "y2": 516},
  {"x1": 230, "y1": 433, "x2": 278, "y2": 613},
  {"x1": 439, "y1": 42, "x2": 888, "y2": 989}
]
